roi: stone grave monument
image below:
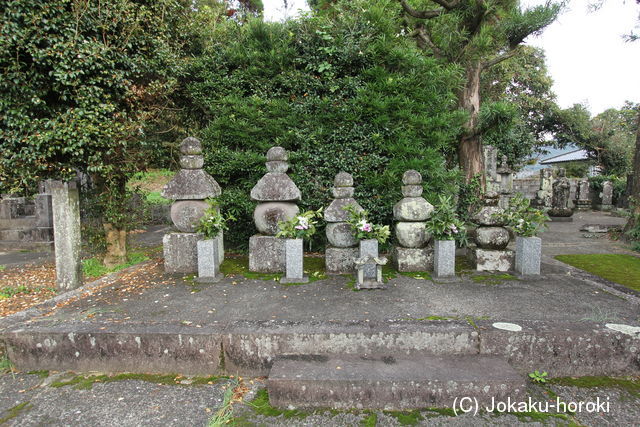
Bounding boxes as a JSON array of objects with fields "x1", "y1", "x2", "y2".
[
  {"x1": 532, "y1": 169, "x2": 553, "y2": 210},
  {"x1": 392, "y1": 170, "x2": 434, "y2": 272},
  {"x1": 162, "y1": 137, "x2": 222, "y2": 273},
  {"x1": 249, "y1": 147, "x2": 301, "y2": 273},
  {"x1": 598, "y1": 181, "x2": 613, "y2": 211},
  {"x1": 325, "y1": 172, "x2": 362, "y2": 274},
  {"x1": 548, "y1": 168, "x2": 573, "y2": 221},
  {"x1": 468, "y1": 192, "x2": 513, "y2": 272},
  {"x1": 496, "y1": 155, "x2": 513, "y2": 209},
  {"x1": 574, "y1": 179, "x2": 591, "y2": 211}
]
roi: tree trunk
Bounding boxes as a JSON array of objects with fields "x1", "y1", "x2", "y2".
[
  {"x1": 457, "y1": 63, "x2": 485, "y2": 185},
  {"x1": 103, "y1": 223, "x2": 127, "y2": 268},
  {"x1": 623, "y1": 109, "x2": 640, "y2": 237}
]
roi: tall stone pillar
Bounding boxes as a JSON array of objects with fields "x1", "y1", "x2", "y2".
[
  {"x1": 325, "y1": 172, "x2": 362, "y2": 274},
  {"x1": 249, "y1": 147, "x2": 301, "y2": 273},
  {"x1": 162, "y1": 137, "x2": 221, "y2": 273},
  {"x1": 49, "y1": 180, "x2": 83, "y2": 290},
  {"x1": 599, "y1": 181, "x2": 613, "y2": 211},
  {"x1": 496, "y1": 155, "x2": 514, "y2": 209},
  {"x1": 392, "y1": 170, "x2": 434, "y2": 272}
]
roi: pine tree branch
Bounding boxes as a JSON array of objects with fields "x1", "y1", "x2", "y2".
[
  {"x1": 482, "y1": 47, "x2": 520, "y2": 70},
  {"x1": 399, "y1": 0, "x2": 442, "y2": 19},
  {"x1": 411, "y1": 25, "x2": 444, "y2": 58}
]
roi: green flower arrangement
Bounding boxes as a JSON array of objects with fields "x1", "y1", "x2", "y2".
[
  {"x1": 496, "y1": 194, "x2": 549, "y2": 237},
  {"x1": 276, "y1": 208, "x2": 323, "y2": 240},
  {"x1": 343, "y1": 204, "x2": 391, "y2": 243},
  {"x1": 424, "y1": 195, "x2": 466, "y2": 241},
  {"x1": 195, "y1": 199, "x2": 236, "y2": 239}
]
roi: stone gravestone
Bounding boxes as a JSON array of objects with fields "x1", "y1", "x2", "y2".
[
  {"x1": 496, "y1": 155, "x2": 513, "y2": 209},
  {"x1": 325, "y1": 172, "x2": 362, "y2": 274},
  {"x1": 599, "y1": 181, "x2": 613, "y2": 211},
  {"x1": 532, "y1": 169, "x2": 552, "y2": 210},
  {"x1": 468, "y1": 192, "x2": 513, "y2": 272},
  {"x1": 392, "y1": 170, "x2": 434, "y2": 272},
  {"x1": 249, "y1": 147, "x2": 301, "y2": 273},
  {"x1": 162, "y1": 137, "x2": 222, "y2": 273},
  {"x1": 49, "y1": 180, "x2": 83, "y2": 290},
  {"x1": 548, "y1": 168, "x2": 573, "y2": 221},
  {"x1": 574, "y1": 179, "x2": 591, "y2": 211},
  {"x1": 484, "y1": 145, "x2": 498, "y2": 192}
]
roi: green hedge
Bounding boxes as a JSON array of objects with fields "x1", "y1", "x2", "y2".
[{"x1": 184, "y1": 1, "x2": 465, "y2": 249}]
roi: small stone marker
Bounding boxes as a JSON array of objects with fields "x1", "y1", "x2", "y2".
[
  {"x1": 392, "y1": 170, "x2": 434, "y2": 272},
  {"x1": 196, "y1": 237, "x2": 222, "y2": 283},
  {"x1": 325, "y1": 172, "x2": 362, "y2": 274},
  {"x1": 468, "y1": 192, "x2": 513, "y2": 272},
  {"x1": 355, "y1": 238, "x2": 387, "y2": 290},
  {"x1": 249, "y1": 147, "x2": 300, "y2": 273},
  {"x1": 162, "y1": 137, "x2": 221, "y2": 273},
  {"x1": 280, "y1": 239, "x2": 308, "y2": 284},
  {"x1": 532, "y1": 169, "x2": 552, "y2": 210},
  {"x1": 49, "y1": 180, "x2": 83, "y2": 290},
  {"x1": 574, "y1": 179, "x2": 591, "y2": 211},
  {"x1": 514, "y1": 236, "x2": 541, "y2": 276},
  {"x1": 599, "y1": 181, "x2": 613, "y2": 211},
  {"x1": 433, "y1": 239, "x2": 455, "y2": 278}
]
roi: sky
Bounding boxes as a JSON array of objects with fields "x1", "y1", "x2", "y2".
[{"x1": 263, "y1": 0, "x2": 640, "y2": 116}]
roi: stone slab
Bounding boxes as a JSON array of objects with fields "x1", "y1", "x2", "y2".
[
  {"x1": 197, "y1": 237, "x2": 221, "y2": 282},
  {"x1": 284, "y1": 238, "x2": 305, "y2": 281},
  {"x1": 267, "y1": 354, "x2": 526, "y2": 410},
  {"x1": 49, "y1": 180, "x2": 83, "y2": 291},
  {"x1": 393, "y1": 246, "x2": 433, "y2": 272},
  {"x1": 478, "y1": 320, "x2": 640, "y2": 377},
  {"x1": 359, "y1": 239, "x2": 378, "y2": 280},
  {"x1": 163, "y1": 232, "x2": 201, "y2": 273},
  {"x1": 433, "y1": 240, "x2": 455, "y2": 278},
  {"x1": 325, "y1": 246, "x2": 358, "y2": 275},
  {"x1": 515, "y1": 236, "x2": 541, "y2": 276},
  {"x1": 249, "y1": 235, "x2": 285, "y2": 273},
  {"x1": 34, "y1": 194, "x2": 53, "y2": 228},
  {"x1": 222, "y1": 320, "x2": 479, "y2": 376},
  {"x1": 469, "y1": 248, "x2": 513, "y2": 272},
  {"x1": 2, "y1": 323, "x2": 222, "y2": 376}
]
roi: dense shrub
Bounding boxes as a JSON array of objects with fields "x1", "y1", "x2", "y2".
[{"x1": 185, "y1": 1, "x2": 465, "y2": 249}]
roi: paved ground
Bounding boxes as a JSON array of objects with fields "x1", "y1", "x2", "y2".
[{"x1": 1, "y1": 212, "x2": 639, "y2": 426}]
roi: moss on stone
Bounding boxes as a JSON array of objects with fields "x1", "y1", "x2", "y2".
[
  {"x1": 549, "y1": 376, "x2": 640, "y2": 397},
  {"x1": 360, "y1": 412, "x2": 378, "y2": 426},
  {"x1": 382, "y1": 409, "x2": 424, "y2": 425},
  {"x1": 49, "y1": 373, "x2": 226, "y2": 390},
  {"x1": 27, "y1": 370, "x2": 50, "y2": 378},
  {"x1": 470, "y1": 273, "x2": 517, "y2": 285},
  {"x1": 249, "y1": 389, "x2": 311, "y2": 419},
  {"x1": 0, "y1": 402, "x2": 33, "y2": 424},
  {"x1": 399, "y1": 271, "x2": 432, "y2": 280}
]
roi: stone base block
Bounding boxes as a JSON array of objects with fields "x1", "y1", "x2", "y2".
[
  {"x1": 163, "y1": 232, "x2": 201, "y2": 273},
  {"x1": 249, "y1": 235, "x2": 285, "y2": 273},
  {"x1": 325, "y1": 246, "x2": 358, "y2": 274},
  {"x1": 469, "y1": 248, "x2": 513, "y2": 272},
  {"x1": 280, "y1": 276, "x2": 309, "y2": 284},
  {"x1": 393, "y1": 247, "x2": 433, "y2": 272},
  {"x1": 515, "y1": 236, "x2": 541, "y2": 276},
  {"x1": 575, "y1": 201, "x2": 591, "y2": 211}
]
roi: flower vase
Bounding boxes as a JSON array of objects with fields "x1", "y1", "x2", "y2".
[
  {"x1": 196, "y1": 235, "x2": 223, "y2": 283},
  {"x1": 280, "y1": 238, "x2": 308, "y2": 283},
  {"x1": 433, "y1": 239, "x2": 455, "y2": 279},
  {"x1": 515, "y1": 236, "x2": 541, "y2": 276}
]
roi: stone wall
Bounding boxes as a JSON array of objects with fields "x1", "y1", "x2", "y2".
[{"x1": 0, "y1": 191, "x2": 53, "y2": 250}]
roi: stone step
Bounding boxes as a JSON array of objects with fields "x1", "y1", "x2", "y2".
[
  {"x1": 267, "y1": 354, "x2": 527, "y2": 410},
  {"x1": 0, "y1": 227, "x2": 53, "y2": 242}
]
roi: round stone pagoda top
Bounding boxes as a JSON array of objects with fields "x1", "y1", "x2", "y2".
[
  {"x1": 334, "y1": 172, "x2": 354, "y2": 187},
  {"x1": 402, "y1": 170, "x2": 422, "y2": 185},
  {"x1": 266, "y1": 146, "x2": 288, "y2": 162},
  {"x1": 180, "y1": 137, "x2": 202, "y2": 155}
]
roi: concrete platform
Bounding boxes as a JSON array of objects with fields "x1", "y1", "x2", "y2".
[{"x1": 267, "y1": 354, "x2": 527, "y2": 410}]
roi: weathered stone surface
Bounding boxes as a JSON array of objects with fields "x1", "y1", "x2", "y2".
[
  {"x1": 326, "y1": 222, "x2": 357, "y2": 247},
  {"x1": 393, "y1": 198, "x2": 433, "y2": 221},
  {"x1": 197, "y1": 237, "x2": 222, "y2": 282},
  {"x1": 163, "y1": 232, "x2": 201, "y2": 273},
  {"x1": 475, "y1": 226, "x2": 510, "y2": 249},
  {"x1": 433, "y1": 240, "x2": 455, "y2": 278},
  {"x1": 267, "y1": 146, "x2": 288, "y2": 161},
  {"x1": 401, "y1": 185, "x2": 423, "y2": 197},
  {"x1": 395, "y1": 222, "x2": 429, "y2": 248},
  {"x1": 222, "y1": 320, "x2": 479, "y2": 376},
  {"x1": 0, "y1": 198, "x2": 20, "y2": 219},
  {"x1": 325, "y1": 246, "x2": 358, "y2": 274},
  {"x1": 551, "y1": 168, "x2": 572, "y2": 217},
  {"x1": 601, "y1": 181, "x2": 613, "y2": 206},
  {"x1": 472, "y1": 206, "x2": 504, "y2": 226},
  {"x1": 249, "y1": 235, "x2": 285, "y2": 273},
  {"x1": 253, "y1": 202, "x2": 299, "y2": 235},
  {"x1": 179, "y1": 155, "x2": 204, "y2": 169},
  {"x1": 325, "y1": 198, "x2": 362, "y2": 222},
  {"x1": 170, "y1": 200, "x2": 209, "y2": 233},
  {"x1": 331, "y1": 187, "x2": 355, "y2": 198},
  {"x1": 393, "y1": 246, "x2": 433, "y2": 272},
  {"x1": 49, "y1": 180, "x2": 83, "y2": 290},
  {"x1": 334, "y1": 172, "x2": 353, "y2": 187},
  {"x1": 180, "y1": 136, "x2": 202, "y2": 155},
  {"x1": 402, "y1": 170, "x2": 422, "y2": 185},
  {"x1": 35, "y1": 194, "x2": 53, "y2": 228},
  {"x1": 515, "y1": 236, "x2": 541, "y2": 276},
  {"x1": 267, "y1": 354, "x2": 526, "y2": 410},
  {"x1": 359, "y1": 239, "x2": 379, "y2": 280},
  {"x1": 469, "y1": 248, "x2": 513, "y2": 272},
  {"x1": 265, "y1": 161, "x2": 289, "y2": 173},
  {"x1": 548, "y1": 207, "x2": 573, "y2": 217},
  {"x1": 250, "y1": 173, "x2": 301, "y2": 202},
  {"x1": 478, "y1": 320, "x2": 640, "y2": 376},
  {"x1": 162, "y1": 169, "x2": 221, "y2": 200},
  {"x1": 281, "y1": 238, "x2": 308, "y2": 283}
]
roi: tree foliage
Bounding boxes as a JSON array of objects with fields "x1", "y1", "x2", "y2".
[{"x1": 184, "y1": 0, "x2": 466, "y2": 248}]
